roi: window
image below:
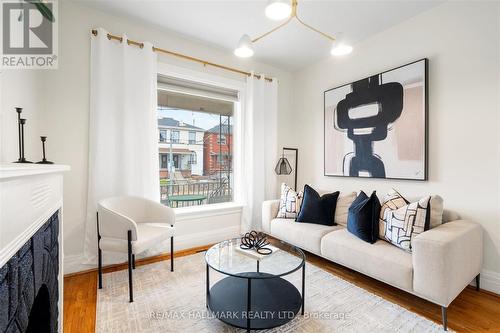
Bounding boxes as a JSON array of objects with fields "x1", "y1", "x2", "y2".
[
  {"x1": 157, "y1": 78, "x2": 236, "y2": 209},
  {"x1": 159, "y1": 129, "x2": 168, "y2": 142},
  {"x1": 217, "y1": 134, "x2": 226, "y2": 145},
  {"x1": 171, "y1": 130, "x2": 180, "y2": 143},
  {"x1": 189, "y1": 152, "x2": 197, "y2": 164},
  {"x1": 159, "y1": 154, "x2": 169, "y2": 169},
  {"x1": 189, "y1": 131, "x2": 196, "y2": 144}
]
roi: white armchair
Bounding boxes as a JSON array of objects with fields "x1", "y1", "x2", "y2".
[{"x1": 96, "y1": 196, "x2": 176, "y2": 302}]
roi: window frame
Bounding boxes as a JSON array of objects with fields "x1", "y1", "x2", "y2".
[
  {"x1": 188, "y1": 131, "x2": 196, "y2": 144},
  {"x1": 157, "y1": 62, "x2": 246, "y2": 212},
  {"x1": 159, "y1": 154, "x2": 169, "y2": 169},
  {"x1": 159, "y1": 129, "x2": 168, "y2": 142},
  {"x1": 170, "y1": 130, "x2": 180, "y2": 143}
]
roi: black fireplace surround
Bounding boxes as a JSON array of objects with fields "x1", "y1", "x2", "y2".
[{"x1": 0, "y1": 211, "x2": 59, "y2": 333}]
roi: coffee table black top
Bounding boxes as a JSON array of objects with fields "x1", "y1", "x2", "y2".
[{"x1": 205, "y1": 238, "x2": 305, "y2": 279}]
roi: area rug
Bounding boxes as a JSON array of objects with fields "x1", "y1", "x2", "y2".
[{"x1": 96, "y1": 252, "x2": 447, "y2": 332}]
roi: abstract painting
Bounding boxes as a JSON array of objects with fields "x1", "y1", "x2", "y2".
[{"x1": 324, "y1": 59, "x2": 428, "y2": 180}]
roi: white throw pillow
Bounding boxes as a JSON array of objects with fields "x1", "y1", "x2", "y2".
[
  {"x1": 406, "y1": 194, "x2": 444, "y2": 228},
  {"x1": 379, "y1": 189, "x2": 431, "y2": 252},
  {"x1": 429, "y1": 195, "x2": 444, "y2": 228},
  {"x1": 335, "y1": 192, "x2": 357, "y2": 226},
  {"x1": 276, "y1": 183, "x2": 302, "y2": 219}
]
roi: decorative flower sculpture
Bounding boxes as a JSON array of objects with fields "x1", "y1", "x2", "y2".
[{"x1": 240, "y1": 231, "x2": 273, "y2": 255}]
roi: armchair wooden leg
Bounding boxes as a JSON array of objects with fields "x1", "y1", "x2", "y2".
[
  {"x1": 170, "y1": 236, "x2": 174, "y2": 272},
  {"x1": 441, "y1": 306, "x2": 447, "y2": 331},
  {"x1": 97, "y1": 212, "x2": 102, "y2": 290},
  {"x1": 476, "y1": 274, "x2": 480, "y2": 291},
  {"x1": 132, "y1": 254, "x2": 136, "y2": 269},
  {"x1": 127, "y1": 230, "x2": 133, "y2": 303}
]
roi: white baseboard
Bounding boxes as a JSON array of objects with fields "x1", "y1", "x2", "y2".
[
  {"x1": 63, "y1": 225, "x2": 241, "y2": 275},
  {"x1": 477, "y1": 269, "x2": 500, "y2": 295},
  {"x1": 63, "y1": 253, "x2": 88, "y2": 275}
]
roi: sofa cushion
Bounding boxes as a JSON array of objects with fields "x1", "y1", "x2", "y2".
[
  {"x1": 270, "y1": 218, "x2": 342, "y2": 254},
  {"x1": 321, "y1": 228, "x2": 413, "y2": 292},
  {"x1": 335, "y1": 192, "x2": 357, "y2": 226},
  {"x1": 277, "y1": 183, "x2": 302, "y2": 219},
  {"x1": 296, "y1": 185, "x2": 339, "y2": 226},
  {"x1": 308, "y1": 189, "x2": 356, "y2": 226},
  {"x1": 407, "y1": 194, "x2": 444, "y2": 228},
  {"x1": 347, "y1": 191, "x2": 380, "y2": 244},
  {"x1": 429, "y1": 195, "x2": 444, "y2": 228},
  {"x1": 379, "y1": 189, "x2": 431, "y2": 252}
]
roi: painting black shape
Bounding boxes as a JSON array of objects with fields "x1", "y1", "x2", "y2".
[
  {"x1": 336, "y1": 75, "x2": 403, "y2": 178},
  {"x1": 324, "y1": 59, "x2": 427, "y2": 181}
]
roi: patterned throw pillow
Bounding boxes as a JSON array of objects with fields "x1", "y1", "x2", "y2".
[
  {"x1": 379, "y1": 189, "x2": 431, "y2": 252},
  {"x1": 276, "y1": 183, "x2": 302, "y2": 219}
]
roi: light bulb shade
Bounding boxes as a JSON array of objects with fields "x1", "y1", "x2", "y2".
[
  {"x1": 265, "y1": 0, "x2": 292, "y2": 20},
  {"x1": 234, "y1": 34, "x2": 254, "y2": 58},
  {"x1": 330, "y1": 40, "x2": 353, "y2": 56},
  {"x1": 275, "y1": 157, "x2": 293, "y2": 175}
]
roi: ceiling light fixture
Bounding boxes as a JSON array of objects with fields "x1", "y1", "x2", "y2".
[
  {"x1": 330, "y1": 40, "x2": 353, "y2": 56},
  {"x1": 265, "y1": 0, "x2": 292, "y2": 21},
  {"x1": 234, "y1": 34, "x2": 254, "y2": 58},
  {"x1": 235, "y1": 0, "x2": 353, "y2": 58}
]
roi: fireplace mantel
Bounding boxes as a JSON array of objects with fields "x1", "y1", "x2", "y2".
[
  {"x1": 0, "y1": 164, "x2": 69, "y2": 267},
  {"x1": 0, "y1": 163, "x2": 69, "y2": 332}
]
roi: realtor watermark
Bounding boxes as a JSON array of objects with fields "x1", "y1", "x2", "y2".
[
  {"x1": 1, "y1": 0, "x2": 58, "y2": 69},
  {"x1": 149, "y1": 310, "x2": 348, "y2": 321}
]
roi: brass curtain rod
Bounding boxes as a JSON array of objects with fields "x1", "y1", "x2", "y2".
[{"x1": 91, "y1": 29, "x2": 273, "y2": 82}]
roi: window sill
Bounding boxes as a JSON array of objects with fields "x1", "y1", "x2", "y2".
[{"x1": 174, "y1": 202, "x2": 243, "y2": 222}]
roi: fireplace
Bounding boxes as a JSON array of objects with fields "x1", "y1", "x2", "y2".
[
  {"x1": 27, "y1": 284, "x2": 51, "y2": 333},
  {"x1": 0, "y1": 212, "x2": 59, "y2": 333}
]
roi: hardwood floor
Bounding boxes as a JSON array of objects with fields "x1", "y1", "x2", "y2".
[{"x1": 64, "y1": 244, "x2": 500, "y2": 333}]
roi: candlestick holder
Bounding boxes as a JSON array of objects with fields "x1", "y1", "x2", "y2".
[
  {"x1": 36, "y1": 136, "x2": 54, "y2": 164},
  {"x1": 13, "y1": 111, "x2": 32, "y2": 163}
]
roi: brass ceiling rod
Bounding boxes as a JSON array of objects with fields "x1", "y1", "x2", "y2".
[
  {"x1": 251, "y1": 0, "x2": 336, "y2": 44},
  {"x1": 90, "y1": 29, "x2": 273, "y2": 82}
]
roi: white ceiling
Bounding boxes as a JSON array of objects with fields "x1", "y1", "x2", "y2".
[{"x1": 75, "y1": 0, "x2": 443, "y2": 71}]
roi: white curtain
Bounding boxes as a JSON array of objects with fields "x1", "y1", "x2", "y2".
[
  {"x1": 83, "y1": 28, "x2": 159, "y2": 263},
  {"x1": 240, "y1": 74, "x2": 279, "y2": 232}
]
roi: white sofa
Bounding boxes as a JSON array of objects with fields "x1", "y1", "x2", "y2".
[{"x1": 262, "y1": 198, "x2": 483, "y2": 331}]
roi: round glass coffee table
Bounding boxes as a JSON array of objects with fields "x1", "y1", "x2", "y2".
[{"x1": 205, "y1": 238, "x2": 305, "y2": 332}]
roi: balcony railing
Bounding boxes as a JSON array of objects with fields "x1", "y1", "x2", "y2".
[{"x1": 160, "y1": 180, "x2": 232, "y2": 208}]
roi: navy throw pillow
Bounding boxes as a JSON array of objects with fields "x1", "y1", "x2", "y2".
[
  {"x1": 347, "y1": 191, "x2": 381, "y2": 244},
  {"x1": 296, "y1": 185, "x2": 339, "y2": 226}
]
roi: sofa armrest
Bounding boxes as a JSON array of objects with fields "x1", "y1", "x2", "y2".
[
  {"x1": 413, "y1": 220, "x2": 482, "y2": 306},
  {"x1": 262, "y1": 199, "x2": 280, "y2": 233}
]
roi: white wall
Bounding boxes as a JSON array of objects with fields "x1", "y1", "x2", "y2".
[
  {"x1": 39, "y1": 1, "x2": 293, "y2": 267},
  {"x1": 1, "y1": 71, "x2": 45, "y2": 164},
  {"x1": 290, "y1": 1, "x2": 500, "y2": 284}
]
